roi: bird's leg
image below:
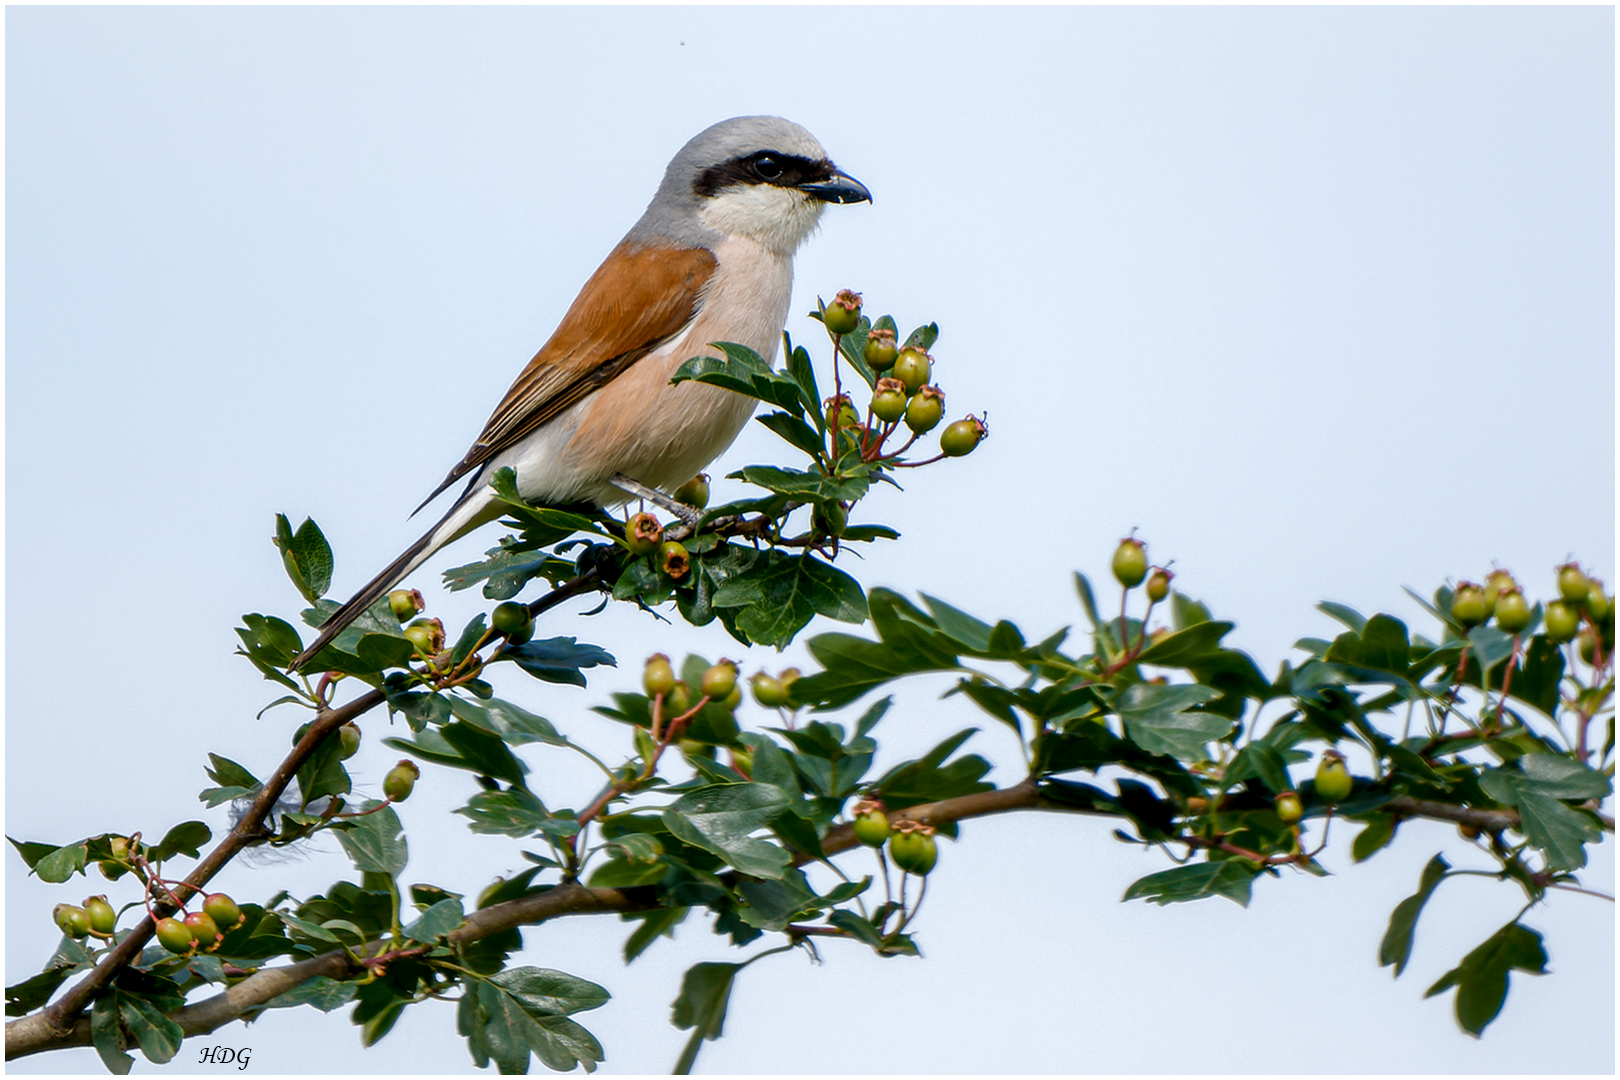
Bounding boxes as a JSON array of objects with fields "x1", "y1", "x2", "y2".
[{"x1": 610, "y1": 473, "x2": 702, "y2": 527}]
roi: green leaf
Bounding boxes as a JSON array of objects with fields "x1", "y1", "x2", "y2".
[
  {"x1": 622, "y1": 906, "x2": 689, "y2": 963},
  {"x1": 1379, "y1": 853, "x2": 1449, "y2": 976},
  {"x1": 1318, "y1": 601, "x2": 1367, "y2": 633},
  {"x1": 489, "y1": 967, "x2": 611, "y2": 1017},
  {"x1": 1515, "y1": 753, "x2": 1612, "y2": 800},
  {"x1": 873, "y1": 728, "x2": 993, "y2": 809},
  {"x1": 265, "y1": 976, "x2": 357, "y2": 1012},
  {"x1": 146, "y1": 821, "x2": 212, "y2": 864},
  {"x1": 205, "y1": 754, "x2": 262, "y2": 790},
  {"x1": 502, "y1": 636, "x2": 616, "y2": 688},
  {"x1": 336, "y1": 802, "x2": 407, "y2": 877},
  {"x1": 1516, "y1": 792, "x2": 1600, "y2": 871},
  {"x1": 6, "y1": 836, "x2": 60, "y2": 871},
  {"x1": 33, "y1": 842, "x2": 89, "y2": 883},
  {"x1": 1135, "y1": 621, "x2": 1235, "y2": 667},
  {"x1": 118, "y1": 993, "x2": 183, "y2": 1064},
  {"x1": 6, "y1": 965, "x2": 78, "y2": 1017},
  {"x1": 457, "y1": 789, "x2": 578, "y2": 839},
  {"x1": 663, "y1": 783, "x2": 791, "y2": 879},
  {"x1": 1123, "y1": 861, "x2": 1256, "y2": 906},
  {"x1": 1351, "y1": 814, "x2": 1397, "y2": 862},
  {"x1": 730, "y1": 464, "x2": 869, "y2": 503},
  {"x1": 712, "y1": 549, "x2": 867, "y2": 648},
  {"x1": 405, "y1": 898, "x2": 466, "y2": 944},
  {"x1": 274, "y1": 514, "x2": 334, "y2": 603},
  {"x1": 91, "y1": 992, "x2": 133, "y2": 1074},
  {"x1": 1113, "y1": 683, "x2": 1226, "y2": 761},
  {"x1": 755, "y1": 411, "x2": 825, "y2": 457},
  {"x1": 670, "y1": 962, "x2": 741, "y2": 1075},
  {"x1": 1424, "y1": 921, "x2": 1548, "y2": 1036}
]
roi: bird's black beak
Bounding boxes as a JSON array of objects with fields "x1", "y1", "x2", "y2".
[{"x1": 800, "y1": 168, "x2": 872, "y2": 205}]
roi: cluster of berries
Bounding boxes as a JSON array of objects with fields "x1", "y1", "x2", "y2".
[
  {"x1": 823, "y1": 290, "x2": 987, "y2": 462},
  {"x1": 1451, "y1": 563, "x2": 1613, "y2": 661},
  {"x1": 642, "y1": 654, "x2": 744, "y2": 714},
  {"x1": 849, "y1": 799, "x2": 938, "y2": 875}
]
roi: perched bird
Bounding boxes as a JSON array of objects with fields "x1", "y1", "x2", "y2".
[{"x1": 290, "y1": 116, "x2": 870, "y2": 670}]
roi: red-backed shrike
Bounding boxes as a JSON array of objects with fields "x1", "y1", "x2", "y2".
[{"x1": 290, "y1": 116, "x2": 870, "y2": 669}]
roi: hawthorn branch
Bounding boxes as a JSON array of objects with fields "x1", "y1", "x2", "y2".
[
  {"x1": 9, "y1": 778, "x2": 1608, "y2": 1061},
  {"x1": 15, "y1": 687, "x2": 389, "y2": 1047}
]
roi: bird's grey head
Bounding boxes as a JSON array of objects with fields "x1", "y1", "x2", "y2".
[{"x1": 633, "y1": 116, "x2": 871, "y2": 254}]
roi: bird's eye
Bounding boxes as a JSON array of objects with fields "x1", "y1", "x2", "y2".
[{"x1": 753, "y1": 155, "x2": 783, "y2": 180}]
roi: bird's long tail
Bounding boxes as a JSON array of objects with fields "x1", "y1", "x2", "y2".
[{"x1": 289, "y1": 490, "x2": 497, "y2": 671}]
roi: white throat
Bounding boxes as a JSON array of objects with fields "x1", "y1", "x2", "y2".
[{"x1": 698, "y1": 185, "x2": 826, "y2": 256}]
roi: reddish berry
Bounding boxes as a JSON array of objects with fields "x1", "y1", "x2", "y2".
[
  {"x1": 202, "y1": 893, "x2": 243, "y2": 930},
  {"x1": 155, "y1": 916, "x2": 193, "y2": 954},
  {"x1": 184, "y1": 911, "x2": 221, "y2": 949},
  {"x1": 626, "y1": 512, "x2": 662, "y2": 556},
  {"x1": 659, "y1": 541, "x2": 691, "y2": 581}
]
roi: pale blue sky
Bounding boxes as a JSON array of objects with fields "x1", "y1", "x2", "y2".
[{"x1": 7, "y1": 6, "x2": 1614, "y2": 1074}]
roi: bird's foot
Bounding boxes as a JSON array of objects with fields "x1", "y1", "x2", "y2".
[{"x1": 610, "y1": 473, "x2": 703, "y2": 528}]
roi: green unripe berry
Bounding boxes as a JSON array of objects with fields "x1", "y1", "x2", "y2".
[
  {"x1": 823, "y1": 290, "x2": 862, "y2": 335},
  {"x1": 1544, "y1": 600, "x2": 1581, "y2": 643},
  {"x1": 863, "y1": 328, "x2": 899, "y2": 371},
  {"x1": 904, "y1": 385, "x2": 945, "y2": 434},
  {"x1": 1274, "y1": 791, "x2": 1303, "y2": 824},
  {"x1": 1146, "y1": 568, "x2": 1172, "y2": 604},
  {"x1": 887, "y1": 825, "x2": 938, "y2": 875},
  {"x1": 939, "y1": 415, "x2": 986, "y2": 457},
  {"x1": 155, "y1": 916, "x2": 194, "y2": 954},
  {"x1": 185, "y1": 911, "x2": 221, "y2": 949},
  {"x1": 383, "y1": 759, "x2": 420, "y2": 803},
  {"x1": 625, "y1": 512, "x2": 662, "y2": 557},
  {"x1": 202, "y1": 893, "x2": 243, "y2": 930},
  {"x1": 1578, "y1": 628, "x2": 1597, "y2": 665},
  {"x1": 643, "y1": 653, "x2": 676, "y2": 698},
  {"x1": 870, "y1": 378, "x2": 908, "y2": 424},
  {"x1": 84, "y1": 895, "x2": 118, "y2": 935},
  {"x1": 53, "y1": 904, "x2": 91, "y2": 939},
  {"x1": 777, "y1": 668, "x2": 801, "y2": 706},
  {"x1": 1494, "y1": 587, "x2": 1531, "y2": 633},
  {"x1": 1557, "y1": 563, "x2": 1589, "y2": 602},
  {"x1": 402, "y1": 624, "x2": 436, "y2": 656},
  {"x1": 750, "y1": 673, "x2": 785, "y2": 708},
  {"x1": 338, "y1": 722, "x2": 362, "y2": 759},
  {"x1": 891, "y1": 348, "x2": 932, "y2": 395},
  {"x1": 492, "y1": 601, "x2": 529, "y2": 635},
  {"x1": 674, "y1": 474, "x2": 711, "y2": 510},
  {"x1": 851, "y1": 806, "x2": 891, "y2": 848},
  {"x1": 729, "y1": 747, "x2": 753, "y2": 777},
  {"x1": 1482, "y1": 570, "x2": 1516, "y2": 617},
  {"x1": 824, "y1": 394, "x2": 860, "y2": 433},
  {"x1": 1112, "y1": 538, "x2": 1149, "y2": 588},
  {"x1": 665, "y1": 681, "x2": 694, "y2": 717},
  {"x1": 1314, "y1": 753, "x2": 1353, "y2": 804},
  {"x1": 659, "y1": 541, "x2": 691, "y2": 581},
  {"x1": 1451, "y1": 583, "x2": 1487, "y2": 628},
  {"x1": 1587, "y1": 581, "x2": 1611, "y2": 623},
  {"x1": 700, "y1": 661, "x2": 738, "y2": 702},
  {"x1": 388, "y1": 589, "x2": 424, "y2": 622}
]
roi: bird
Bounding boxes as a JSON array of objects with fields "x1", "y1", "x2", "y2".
[{"x1": 289, "y1": 116, "x2": 871, "y2": 670}]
